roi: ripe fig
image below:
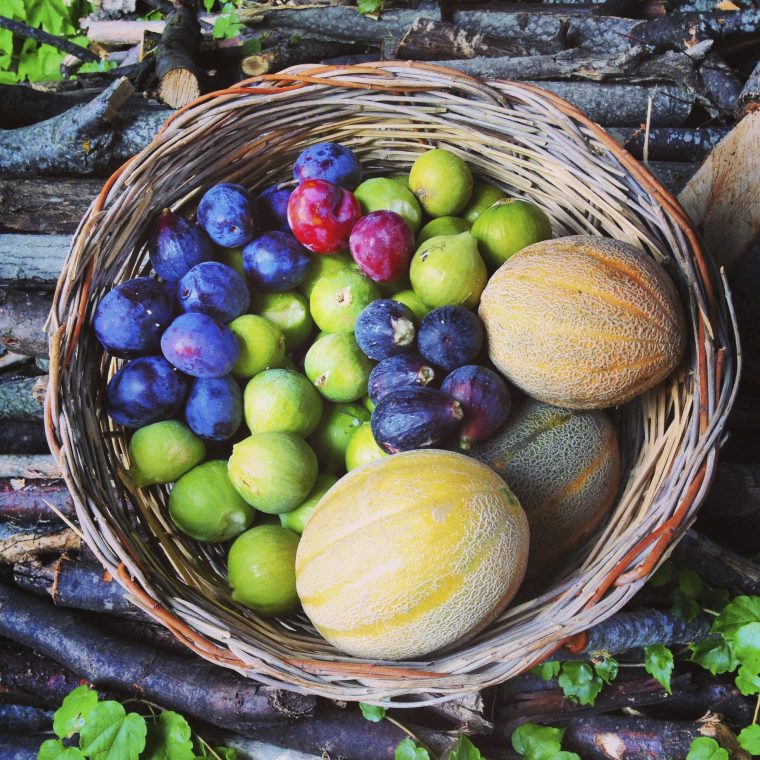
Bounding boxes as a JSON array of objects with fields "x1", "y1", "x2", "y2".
[
  {"x1": 418, "y1": 306, "x2": 484, "y2": 370},
  {"x1": 370, "y1": 387, "x2": 463, "y2": 454},
  {"x1": 441, "y1": 365, "x2": 512, "y2": 449},
  {"x1": 355, "y1": 299, "x2": 416, "y2": 361},
  {"x1": 368, "y1": 353, "x2": 436, "y2": 404}
]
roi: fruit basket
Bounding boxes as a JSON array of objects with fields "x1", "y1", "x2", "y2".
[{"x1": 46, "y1": 62, "x2": 738, "y2": 703}]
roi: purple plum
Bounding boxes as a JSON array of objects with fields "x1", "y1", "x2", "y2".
[
  {"x1": 293, "y1": 142, "x2": 363, "y2": 190},
  {"x1": 148, "y1": 208, "x2": 214, "y2": 282},
  {"x1": 161, "y1": 312, "x2": 240, "y2": 378},
  {"x1": 255, "y1": 185, "x2": 292, "y2": 232},
  {"x1": 197, "y1": 183, "x2": 257, "y2": 247},
  {"x1": 177, "y1": 261, "x2": 249, "y2": 323}
]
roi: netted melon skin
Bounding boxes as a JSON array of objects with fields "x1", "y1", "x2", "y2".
[
  {"x1": 471, "y1": 398, "x2": 620, "y2": 574},
  {"x1": 478, "y1": 235, "x2": 687, "y2": 409},
  {"x1": 295, "y1": 449, "x2": 529, "y2": 660}
]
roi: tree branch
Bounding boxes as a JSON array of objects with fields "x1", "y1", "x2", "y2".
[{"x1": 0, "y1": 15, "x2": 100, "y2": 63}]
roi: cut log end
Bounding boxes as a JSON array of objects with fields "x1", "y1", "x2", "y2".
[
  {"x1": 241, "y1": 52, "x2": 276, "y2": 78},
  {"x1": 157, "y1": 68, "x2": 201, "y2": 109}
]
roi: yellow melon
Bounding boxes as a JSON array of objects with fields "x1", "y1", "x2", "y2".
[
  {"x1": 295, "y1": 450, "x2": 529, "y2": 660},
  {"x1": 471, "y1": 398, "x2": 620, "y2": 574},
  {"x1": 478, "y1": 235, "x2": 687, "y2": 408}
]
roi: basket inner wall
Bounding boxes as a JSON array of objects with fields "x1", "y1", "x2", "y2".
[{"x1": 53, "y1": 73, "x2": 729, "y2": 698}]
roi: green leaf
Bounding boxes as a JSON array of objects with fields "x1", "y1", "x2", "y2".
[
  {"x1": 511, "y1": 724, "x2": 564, "y2": 760},
  {"x1": 359, "y1": 703, "x2": 387, "y2": 722},
  {"x1": 553, "y1": 754, "x2": 581, "y2": 760},
  {"x1": 0, "y1": 28, "x2": 15, "y2": 71},
  {"x1": 530, "y1": 661, "x2": 560, "y2": 682},
  {"x1": 736, "y1": 665, "x2": 760, "y2": 696},
  {"x1": 212, "y1": 748, "x2": 237, "y2": 760},
  {"x1": 702, "y1": 588, "x2": 731, "y2": 613},
  {"x1": 7, "y1": 0, "x2": 25, "y2": 20},
  {"x1": 143, "y1": 711, "x2": 194, "y2": 760},
  {"x1": 734, "y1": 622, "x2": 760, "y2": 673},
  {"x1": 204, "y1": 0, "x2": 216, "y2": 10},
  {"x1": 212, "y1": 12, "x2": 241, "y2": 40},
  {"x1": 558, "y1": 662, "x2": 603, "y2": 706},
  {"x1": 644, "y1": 644, "x2": 673, "y2": 694},
  {"x1": 677, "y1": 568, "x2": 704, "y2": 599},
  {"x1": 79, "y1": 701, "x2": 147, "y2": 760},
  {"x1": 17, "y1": 39, "x2": 65, "y2": 82},
  {"x1": 77, "y1": 60, "x2": 118, "y2": 74},
  {"x1": 448, "y1": 736, "x2": 482, "y2": 759},
  {"x1": 0, "y1": 69, "x2": 19, "y2": 82},
  {"x1": 357, "y1": 0, "x2": 384, "y2": 15},
  {"x1": 37, "y1": 739, "x2": 86, "y2": 760},
  {"x1": 671, "y1": 588, "x2": 702, "y2": 622},
  {"x1": 53, "y1": 685, "x2": 99, "y2": 739},
  {"x1": 140, "y1": 10, "x2": 162, "y2": 20},
  {"x1": 712, "y1": 596, "x2": 760, "y2": 641},
  {"x1": 685, "y1": 737, "x2": 729, "y2": 760},
  {"x1": 648, "y1": 561, "x2": 672, "y2": 587},
  {"x1": 690, "y1": 638, "x2": 738, "y2": 675},
  {"x1": 593, "y1": 657, "x2": 619, "y2": 685},
  {"x1": 394, "y1": 738, "x2": 430, "y2": 760},
  {"x1": 738, "y1": 724, "x2": 760, "y2": 755},
  {"x1": 25, "y1": 0, "x2": 76, "y2": 35},
  {"x1": 241, "y1": 37, "x2": 262, "y2": 57}
]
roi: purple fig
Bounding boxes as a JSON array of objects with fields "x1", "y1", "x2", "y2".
[
  {"x1": 418, "y1": 305, "x2": 484, "y2": 370},
  {"x1": 148, "y1": 208, "x2": 215, "y2": 282},
  {"x1": 441, "y1": 365, "x2": 511, "y2": 449},
  {"x1": 368, "y1": 353, "x2": 435, "y2": 404},
  {"x1": 370, "y1": 387, "x2": 463, "y2": 454},
  {"x1": 355, "y1": 299, "x2": 416, "y2": 361}
]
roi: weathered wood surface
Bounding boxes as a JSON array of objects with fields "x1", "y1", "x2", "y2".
[
  {"x1": 0, "y1": 455, "x2": 61, "y2": 479},
  {"x1": 0, "y1": 289, "x2": 52, "y2": 356},
  {"x1": 0, "y1": 478, "x2": 75, "y2": 523},
  {"x1": 0, "y1": 375, "x2": 47, "y2": 421},
  {"x1": 155, "y1": 7, "x2": 202, "y2": 109}
]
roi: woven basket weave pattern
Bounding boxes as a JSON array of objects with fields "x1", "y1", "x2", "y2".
[{"x1": 46, "y1": 63, "x2": 738, "y2": 703}]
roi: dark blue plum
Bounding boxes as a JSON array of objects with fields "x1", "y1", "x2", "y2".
[
  {"x1": 185, "y1": 375, "x2": 243, "y2": 441},
  {"x1": 94, "y1": 277, "x2": 174, "y2": 358},
  {"x1": 418, "y1": 306, "x2": 484, "y2": 371},
  {"x1": 161, "y1": 312, "x2": 240, "y2": 378},
  {"x1": 355, "y1": 299, "x2": 416, "y2": 361},
  {"x1": 255, "y1": 185, "x2": 292, "y2": 232},
  {"x1": 293, "y1": 142, "x2": 362, "y2": 190},
  {"x1": 242, "y1": 231, "x2": 311, "y2": 292},
  {"x1": 371, "y1": 387, "x2": 463, "y2": 454},
  {"x1": 197, "y1": 183, "x2": 257, "y2": 248},
  {"x1": 106, "y1": 356, "x2": 188, "y2": 428},
  {"x1": 177, "y1": 261, "x2": 249, "y2": 323},
  {"x1": 441, "y1": 365, "x2": 511, "y2": 450},
  {"x1": 368, "y1": 353, "x2": 435, "y2": 404},
  {"x1": 148, "y1": 208, "x2": 214, "y2": 282}
]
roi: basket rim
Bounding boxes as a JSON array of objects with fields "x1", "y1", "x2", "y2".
[{"x1": 44, "y1": 62, "x2": 741, "y2": 703}]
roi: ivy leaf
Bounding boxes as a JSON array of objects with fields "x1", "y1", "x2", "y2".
[
  {"x1": 644, "y1": 644, "x2": 673, "y2": 694},
  {"x1": 558, "y1": 662, "x2": 603, "y2": 706},
  {"x1": 37, "y1": 739, "x2": 86, "y2": 760},
  {"x1": 26, "y1": 0, "x2": 76, "y2": 35},
  {"x1": 359, "y1": 703, "x2": 387, "y2": 722},
  {"x1": 702, "y1": 588, "x2": 731, "y2": 613},
  {"x1": 395, "y1": 738, "x2": 430, "y2": 760},
  {"x1": 78, "y1": 60, "x2": 118, "y2": 74},
  {"x1": 677, "y1": 568, "x2": 704, "y2": 599},
  {"x1": 0, "y1": 28, "x2": 14, "y2": 70},
  {"x1": 511, "y1": 723, "x2": 564, "y2": 760},
  {"x1": 212, "y1": 748, "x2": 237, "y2": 760},
  {"x1": 736, "y1": 665, "x2": 760, "y2": 696},
  {"x1": 685, "y1": 737, "x2": 729, "y2": 760},
  {"x1": 53, "y1": 685, "x2": 99, "y2": 739},
  {"x1": 671, "y1": 588, "x2": 702, "y2": 622},
  {"x1": 689, "y1": 638, "x2": 738, "y2": 676},
  {"x1": 0, "y1": 69, "x2": 19, "y2": 83},
  {"x1": 448, "y1": 736, "x2": 482, "y2": 759},
  {"x1": 738, "y1": 724, "x2": 760, "y2": 754},
  {"x1": 203, "y1": 0, "x2": 216, "y2": 11},
  {"x1": 143, "y1": 711, "x2": 194, "y2": 760},
  {"x1": 712, "y1": 596, "x2": 760, "y2": 641},
  {"x1": 241, "y1": 37, "x2": 262, "y2": 56},
  {"x1": 79, "y1": 701, "x2": 147, "y2": 760},
  {"x1": 17, "y1": 39, "x2": 65, "y2": 82},
  {"x1": 212, "y1": 12, "x2": 241, "y2": 40},
  {"x1": 734, "y1": 622, "x2": 760, "y2": 673},
  {"x1": 7, "y1": 0, "x2": 25, "y2": 20},
  {"x1": 530, "y1": 661, "x2": 560, "y2": 682},
  {"x1": 649, "y1": 561, "x2": 672, "y2": 587},
  {"x1": 357, "y1": 0, "x2": 384, "y2": 15},
  {"x1": 593, "y1": 657, "x2": 619, "y2": 685}
]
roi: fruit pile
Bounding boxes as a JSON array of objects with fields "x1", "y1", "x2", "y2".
[{"x1": 94, "y1": 139, "x2": 686, "y2": 660}]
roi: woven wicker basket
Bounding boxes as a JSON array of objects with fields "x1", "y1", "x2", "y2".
[{"x1": 46, "y1": 62, "x2": 739, "y2": 704}]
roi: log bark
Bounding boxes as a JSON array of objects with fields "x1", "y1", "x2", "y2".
[
  {"x1": 241, "y1": 39, "x2": 362, "y2": 77},
  {"x1": 0, "y1": 703, "x2": 54, "y2": 734},
  {"x1": 738, "y1": 60, "x2": 760, "y2": 115},
  {"x1": 156, "y1": 7, "x2": 202, "y2": 109},
  {"x1": 0, "y1": 419, "x2": 49, "y2": 455},
  {"x1": 634, "y1": 10, "x2": 760, "y2": 52},
  {"x1": 394, "y1": 17, "x2": 566, "y2": 59},
  {"x1": 0, "y1": 455, "x2": 61, "y2": 479},
  {"x1": 0, "y1": 77, "x2": 134, "y2": 177},
  {"x1": 0, "y1": 524, "x2": 80, "y2": 563},
  {"x1": 699, "y1": 51, "x2": 744, "y2": 119},
  {"x1": 0, "y1": 639, "x2": 84, "y2": 709},
  {"x1": 0, "y1": 478, "x2": 75, "y2": 523},
  {"x1": 0, "y1": 734, "x2": 42, "y2": 760},
  {"x1": 672, "y1": 530, "x2": 760, "y2": 596},
  {"x1": 12, "y1": 558, "x2": 140, "y2": 618},
  {"x1": 0, "y1": 375, "x2": 47, "y2": 421},
  {"x1": 0, "y1": 583, "x2": 316, "y2": 732},
  {"x1": 0, "y1": 290, "x2": 51, "y2": 357},
  {"x1": 564, "y1": 713, "x2": 749, "y2": 759},
  {"x1": 0, "y1": 237, "x2": 70, "y2": 286},
  {"x1": 0, "y1": 178, "x2": 101, "y2": 234},
  {"x1": 645, "y1": 161, "x2": 698, "y2": 195},
  {"x1": 609, "y1": 126, "x2": 729, "y2": 161}
]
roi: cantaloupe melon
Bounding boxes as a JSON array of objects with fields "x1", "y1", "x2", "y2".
[
  {"x1": 295, "y1": 450, "x2": 529, "y2": 660},
  {"x1": 471, "y1": 398, "x2": 620, "y2": 574},
  {"x1": 478, "y1": 235, "x2": 687, "y2": 408}
]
